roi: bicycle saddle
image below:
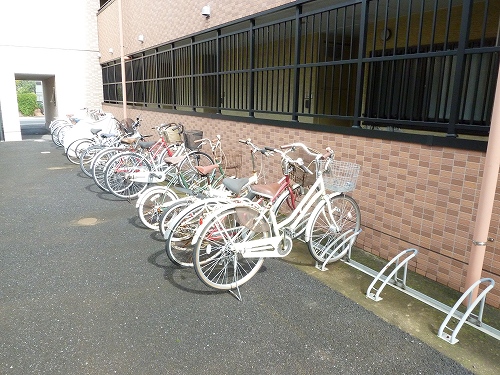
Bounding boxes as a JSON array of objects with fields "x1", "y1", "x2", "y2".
[
  {"x1": 249, "y1": 182, "x2": 282, "y2": 199},
  {"x1": 138, "y1": 141, "x2": 156, "y2": 149},
  {"x1": 195, "y1": 164, "x2": 218, "y2": 176},
  {"x1": 222, "y1": 177, "x2": 249, "y2": 195}
]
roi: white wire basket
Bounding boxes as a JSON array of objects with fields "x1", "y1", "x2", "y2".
[{"x1": 320, "y1": 159, "x2": 361, "y2": 193}]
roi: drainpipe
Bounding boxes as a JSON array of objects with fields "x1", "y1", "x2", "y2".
[
  {"x1": 465, "y1": 61, "x2": 500, "y2": 298},
  {"x1": 118, "y1": 0, "x2": 127, "y2": 119}
]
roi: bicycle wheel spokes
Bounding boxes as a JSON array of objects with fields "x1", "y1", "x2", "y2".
[
  {"x1": 107, "y1": 154, "x2": 150, "y2": 199},
  {"x1": 166, "y1": 200, "x2": 223, "y2": 267},
  {"x1": 80, "y1": 145, "x2": 104, "y2": 177},
  {"x1": 138, "y1": 188, "x2": 177, "y2": 230},
  {"x1": 308, "y1": 194, "x2": 361, "y2": 264},
  {"x1": 193, "y1": 208, "x2": 265, "y2": 290},
  {"x1": 178, "y1": 151, "x2": 215, "y2": 191}
]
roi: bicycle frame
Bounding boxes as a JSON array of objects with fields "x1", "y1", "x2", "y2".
[{"x1": 191, "y1": 157, "x2": 341, "y2": 258}]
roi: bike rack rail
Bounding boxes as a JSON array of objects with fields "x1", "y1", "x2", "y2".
[{"x1": 342, "y1": 248, "x2": 500, "y2": 344}]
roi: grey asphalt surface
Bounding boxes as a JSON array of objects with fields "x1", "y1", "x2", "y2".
[{"x1": 0, "y1": 137, "x2": 474, "y2": 375}]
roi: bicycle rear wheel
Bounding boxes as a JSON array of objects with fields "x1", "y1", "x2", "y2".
[
  {"x1": 137, "y1": 186, "x2": 178, "y2": 230},
  {"x1": 104, "y1": 152, "x2": 151, "y2": 199},
  {"x1": 307, "y1": 194, "x2": 361, "y2": 264},
  {"x1": 177, "y1": 151, "x2": 215, "y2": 192},
  {"x1": 192, "y1": 205, "x2": 267, "y2": 290},
  {"x1": 165, "y1": 198, "x2": 227, "y2": 267},
  {"x1": 92, "y1": 148, "x2": 122, "y2": 191}
]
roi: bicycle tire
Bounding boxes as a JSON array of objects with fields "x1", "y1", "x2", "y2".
[
  {"x1": 192, "y1": 205, "x2": 267, "y2": 290},
  {"x1": 80, "y1": 145, "x2": 105, "y2": 177},
  {"x1": 52, "y1": 124, "x2": 70, "y2": 147},
  {"x1": 56, "y1": 124, "x2": 72, "y2": 148},
  {"x1": 104, "y1": 152, "x2": 152, "y2": 199},
  {"x1": 66, "y1": 138, "x2": 93, "y2": 165},
  {"x1": 165, "y1": 198, "x2": 228, "y2": 267},
  {"x1": 307, "y1": 194, "x2": 361, "y2": 264},
  {"x1": 137, "y1": 186, "x2": 179, "y2": 230},
  {"x1": 158, "y1": 198, "x2": 195, "y2": 238},
  {"x1": 91, "y1": 148, "x2": 122, "y2": 191}
]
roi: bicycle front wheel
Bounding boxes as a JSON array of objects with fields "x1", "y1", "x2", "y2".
[
  {"x1": 158, "y1": 198, "x2": 195, "y2": 237},
  {"x1": 67, "y1": 138, "x2": 93, "y2": 165},
  {"x1": 92, "y1": 148, "x2": 122, "y2": 191},
  {"x1": 192, "y1": 206, "x2": 266, "y2": 290},
  {"x1": 307, "y1": 194, "x2": 361, "y2": 264}
]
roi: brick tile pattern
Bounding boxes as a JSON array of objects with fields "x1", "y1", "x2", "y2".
[
  {"x1": 102, "y1": 104, "x2": 500, "y2": 308},
  {"x1": 98, "y1": 0, "x2": 294, "y2": 63}
]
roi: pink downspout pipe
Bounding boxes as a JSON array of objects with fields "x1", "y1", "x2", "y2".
[
  {"x1": 464, "y1": 62, "x2": 500, "y2": 298},
  {"x1": 118, "y1": 0, "x2": 127, "y2": 119}
]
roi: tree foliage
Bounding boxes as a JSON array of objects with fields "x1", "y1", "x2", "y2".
[
  {"x1": 17, "y1": 92, "x2": 37, "y2": 116},
  {"x1": 16, "y1": 80, "x2": 36, "y2": 94}
]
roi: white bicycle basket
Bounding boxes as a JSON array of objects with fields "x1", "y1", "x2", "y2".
[{"x1": 320, "y1": 159, "x2": 360, "y2": 193}]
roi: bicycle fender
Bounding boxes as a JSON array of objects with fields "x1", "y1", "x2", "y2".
[{"x1": 303, "y1": 199, "x2": 327, "y2": 243}]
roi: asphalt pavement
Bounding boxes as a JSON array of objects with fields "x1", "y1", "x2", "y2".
[{"x1": 0, "y1": 137, "x2": 478, "y2": 375}]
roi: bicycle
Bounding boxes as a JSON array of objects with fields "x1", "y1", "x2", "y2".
[
  {"x1": 67, "y1": 117, "x2": 140, "y2": 165},
  {"x1": 190, "y1": 142, "x2": 361, "y2": 297},
  {"x1": 79, "y1": 118, "x2": 143, "y2": 177},
  {"x1": 145, "y1": 134, "x2": 233, "y2": 234},
  {"x1": 103, "y1": 125, "x2": 213, "y2": 200},
  {"x1": 162, "y1": 139, "x2": 273, "y2": 267}
]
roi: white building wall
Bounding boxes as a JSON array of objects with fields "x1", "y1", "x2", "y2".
[{"x1": 0, "y1": 0, "x2": 103, "y2": 141}]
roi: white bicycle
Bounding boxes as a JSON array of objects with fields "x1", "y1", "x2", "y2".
[{"x1": 190, "y1": 142, "x2": 361, "y2": 295}]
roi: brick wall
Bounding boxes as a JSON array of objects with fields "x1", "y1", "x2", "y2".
[{"x1": 103, "y1": 104, "x2": 500, "y2": 308}]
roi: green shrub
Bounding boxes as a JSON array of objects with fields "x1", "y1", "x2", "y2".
[
  {"x1": 17, "y1": 92, "x2": 37, "y2": 116},
  {"x1": 16, "y1": 80, "x2": 36, "y2": 94}
]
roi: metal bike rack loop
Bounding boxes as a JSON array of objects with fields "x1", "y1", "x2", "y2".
[
  {"x1": 438, "y1": 278, "x2": 495, "y2": 344},
  {"x1": 366, "y1": 248, "x2": 418, "y2": 301},
  {"x1": 342, "y1": 248, "x2": 500, "y2": 343},
  {"x1": 314, "y1": 229, "x2": 362, "y2": 271}
]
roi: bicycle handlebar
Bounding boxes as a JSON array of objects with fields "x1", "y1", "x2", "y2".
[
  {"x1": 239, "y1": 139, "x2": 273, "y2": 155},
  {"x1": 269, "y1": 143, "x2": 334, "y2": 175},
  {"x1": 194, "y1": 135, "x2": 220, "y2": 145}
]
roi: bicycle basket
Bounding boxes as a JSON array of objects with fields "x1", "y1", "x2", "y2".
[
  {"x1": 321, "y1": 160, "x2": 360, "y2": 193},
  {"x1": 160, "y1": 124, "x2": 183, "y2": 144},
  {"x1": 286, "y1": 147, "x2": 318, "y2": 188},
  {"x1": 184, "y1": 130, "x2": 203, "y2": 150}
]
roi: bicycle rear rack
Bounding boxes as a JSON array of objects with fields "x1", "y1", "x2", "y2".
[{"x1": 342, "y1": 248, "x2": 500, "y2": 344}]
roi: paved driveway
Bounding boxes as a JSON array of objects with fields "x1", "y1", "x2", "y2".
[{"x1": 0, "y1": 139, "x2": 474, "y2": 375}]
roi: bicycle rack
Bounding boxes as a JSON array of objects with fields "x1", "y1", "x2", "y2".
[
  {"x1": 342, "y1": 248, "x2": 500, "y2": 343},
  {"x1": 315, "y1": 229, "x2": 362, "y2": 271},
  {"x1": 438, "y1": 278, "x2": 495, "y2": 344},
  {"x1": 366, "y1": 248, "x2": 418, "y2": 301}
]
